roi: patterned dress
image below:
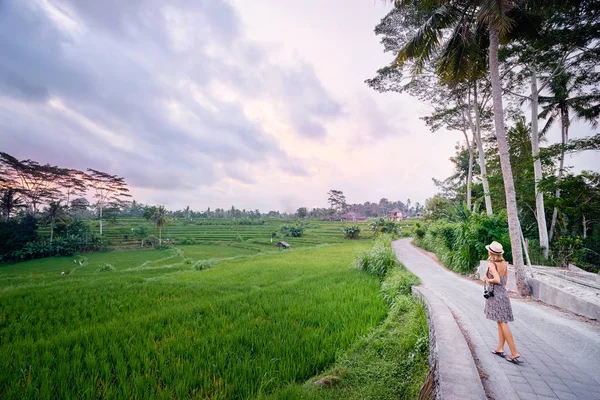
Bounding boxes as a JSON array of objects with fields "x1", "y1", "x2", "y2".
[{"x1": 484, "y1": 266, "x2": 514, "y2": 322}]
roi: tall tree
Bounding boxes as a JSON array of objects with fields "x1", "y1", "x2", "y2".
[
  {"x1": 538, "y1": 69, "x2": 600, "y2": 242},
  {"x1": 385, "y1": 0, "x2": 533, "y2": 295},
  {"x1": 327, "y1": 190, "x2": 347, "y2": 214},
  {"x1": 144, "y1": 205, "x2": 169, "y2": 245},
  {"x1": 43, "y1": 201, "x2": 69, "y2": 243},
  {"x1": 0, "y1": 152, "x2": 71, "y2": 214},
  {"x1": 0, "y1": 189, "x2": 24, "y2": 221},
  {"x1": 86, "y1": 169, "x2": 131, "y2": 236}
]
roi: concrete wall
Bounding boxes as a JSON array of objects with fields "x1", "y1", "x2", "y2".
[
  {"x1": 412, "y1": 286, "x2": 487, "y2": 400},
  {"x1": 507, "y1": 267, "x2": 599, "y2": 320}
]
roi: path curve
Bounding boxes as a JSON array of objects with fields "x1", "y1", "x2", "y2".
[{"x1": 394, "y1": 238, "x2": 600, "y2": 400}]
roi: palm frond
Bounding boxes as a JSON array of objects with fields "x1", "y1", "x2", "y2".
[
  {"x1": 395, "y1": 5, "x2": 462, "y2": 74},
  {"x1": 477, "y1": 0, "x2": 515, "y2": 36}
]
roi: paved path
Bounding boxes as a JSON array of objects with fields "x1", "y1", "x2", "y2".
[{"x1": 393, "y1": 239, "x2": 600, "y2": 400}]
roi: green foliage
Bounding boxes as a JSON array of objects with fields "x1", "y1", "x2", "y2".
[
  {"x1": 145, "y1": 235, "x2": 159, "y2": 247},
  {"x1": 279, "y1": 222, "x2": 305, "y2": 237},
  {"x1": 414, "y1": 209, "x2": 510, "y2": 274},
  {"x1": 551, "y1": 236, "x2": 587, "y2": 269},
  {"x1": 193, "y1": 259, "x2": 216, "y2": 271},
  {"x1": 413, "y1": 222, "x2": 426, "y2": 239},
  {"x1": 423, "y1": 195, "x2": 452, "y2": 221},
  {"x1": 356, "y1": 235, "x2": 399, "y2": 279},
  {"x1": 97, "y1": 263, "x2": 115, "y2": 272},
  {"x1": 342, "y1": 225, "x2": 361, "y2": 239},
  {"x1": 370, "y1": 218, "x2": 399, "y2": 236}
]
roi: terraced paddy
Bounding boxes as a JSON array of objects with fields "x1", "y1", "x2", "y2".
[{"x1": 77, "y1": 218, "x2": 417, "y2": 250}]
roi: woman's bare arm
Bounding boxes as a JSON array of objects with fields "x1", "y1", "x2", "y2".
[{"x1": 484, "y1": 263, "x2": 501, "y2": 284}]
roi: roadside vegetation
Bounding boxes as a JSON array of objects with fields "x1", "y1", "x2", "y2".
[{"x1": 266, "y1": 236, "x2": 429, "y2": 400}]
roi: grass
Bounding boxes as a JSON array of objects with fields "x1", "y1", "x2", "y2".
[
  {"x1": 0, "y1": 242, "x2": 395, "y2": 399},
  {"x1": 263, "y1": 264, "x2": 429, "y2": 399}
]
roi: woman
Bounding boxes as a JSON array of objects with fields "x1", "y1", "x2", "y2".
[{"x1": 483, "y1": 241, "x2": 521, "y2": 364}]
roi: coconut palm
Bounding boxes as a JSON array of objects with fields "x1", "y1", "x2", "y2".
[
  {"x1": 392, "y1": 0, "x2": 531, "y2": 295},
  {"x1": 0, "y1": 189, "x2": 24, "y2": 221},
  {"x1": 144, "y1": 205, "x2": 169, "y2": 245},
  {"x1": 538, "y1": 69, "x2": 600, "y2": 242}
]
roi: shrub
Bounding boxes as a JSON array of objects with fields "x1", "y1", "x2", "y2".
[
  {"x1": 414, "y1": 210, "x2": 510, "y2": 274},
  {"x1": 98, "y1": 263, "x2": 115, "y2": 272},
  {"x1": 280, "y1": 223, "x2": 305, "y2": 237},
  {"x1": 342, "y1": 225, "x2": 361, "y2": 239},
  {"x1": 370, "y1": 218, "x2": 399, "y2": 236},
  {"x1": 146, "y1": 235, "x2": 159, "y2": 247},
  {"x1": 356, "y1": 235, "x2": 399, "y2": 279},
  {"x1": 413, "y1": 223, "x2": 426, "y2": 239},
  {"x1": 193, "y1": 259, "x2": 216, "y2": 271}
]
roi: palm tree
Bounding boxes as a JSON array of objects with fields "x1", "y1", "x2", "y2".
[
  {"x1": 538, "y1": 69, "x2": 600, "y2": 242},
  {"x1": 0, "y1": 189, "x2": 24, "y2": 221},
  {"x1": 145, "y1": 205, "x2": 169, "y2": 245},
  {"x1": 392, "y1": 0, "x2": 531, "y2": 295},
  {"x1": 43, "y1": 201, "x2": 69, "y2": 243}
]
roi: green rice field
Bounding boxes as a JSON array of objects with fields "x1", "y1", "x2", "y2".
[
  {"x1": 57, "y1": 218, "x2": 418, "y2": 249},
  {"x1": 1, "y1": 241, "x2": 391, "y2": 399}
]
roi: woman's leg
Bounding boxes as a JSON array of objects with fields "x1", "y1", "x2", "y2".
[
  {"x1": 499, "y1": 322, "x2": 520, "y2": 359},
  {"x1": 495, "y1": 322, "x2": 506, "y2": 352}
]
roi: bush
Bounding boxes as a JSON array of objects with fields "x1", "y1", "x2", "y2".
[
  {"x1": 370, "y1": 218, "x2": 400, "y2": 236},
  {"x1": 146, "y1": 236, "x2": 159, "y2": 247},
  {"x1": 413, "y1": 223, "x2": 426, "y2": 239},
  {"x1": 280, "y1": 223, "x2": 305, "y2": 237},
  {"x1": 414, "y1": 210, "x2": 510, "y2": 274},
  {"x1": 356, "y1": 235, "x2": 399, "y2": 279},
  {"x1": 98, "y1": 263, "x2": 115, "y2": 272},
  {"x1": 193, "y1": 259, "x2": 216, "y2": 271},
  {"x1": 342, "y1": 225, "x2": 361, "y2": 239}
]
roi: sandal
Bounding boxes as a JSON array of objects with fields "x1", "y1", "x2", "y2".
[
  {"x1": 491, "y1": 350, "x2": 505, "y2": 357},
  {"x1": 506, "y1": 356, "x2": 522, "y2": 364}
]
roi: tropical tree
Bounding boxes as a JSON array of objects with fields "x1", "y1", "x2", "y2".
[
  {"x1": 0, "y1": 189, "x2": 24, "y2": 221},
  {"x1": 327, "y1": 190, "x2": 347, "y2": 214},
  {"x1": 384, "y1": 0, "x2": 533, "y2": 295},
  {"x1": 43, "y1": 201, "x2": 70, "y2": 243},
  {"x1": 132, "y1": 225, "x2": 151, "y2": 247},
  {"x1": 296, "y1": 207, "x2": 308, "y2": 218},
  {"x1": 538, "y1": 69, "x2": 600, "y2": 242},
  {"x1": 86, "y1": 169, "x2": 131, "y2": 236},
  {"x1": 144, "y1": 205, "x2": 169, "y2": 245}
]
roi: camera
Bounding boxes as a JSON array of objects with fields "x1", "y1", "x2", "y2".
[{"x1": 483, "y1": 289, "x2": 494, "y2": 299}]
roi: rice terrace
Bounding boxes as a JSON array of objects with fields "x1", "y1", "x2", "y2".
[{"x1": 0, "y1": 218, "x2": 428, "y2": 399}]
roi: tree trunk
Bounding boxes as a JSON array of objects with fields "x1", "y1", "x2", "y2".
[
  {"x1": 99, "y1": 205, "x2": 103, "y2": 236},
  {"x1": 549, "y1": 106, "x2": 569, "y2": 242},
  {"x1": 583, "y1": 214, "x2": 587, "y2": 239},
  {"x1": 489, "y1": 28, "x2": 530, "y2": 297},
  {"x1": 50, "y1": 222, "x2": 54, "y2": 243},
  {"x1": 473, "y1": 84, "x2": 493, "y2": 215},
  {"x1": 530, "y1": 68, "x2": 549, "y2": 258},
  {"x1": 461, "y1": 107, "x2": 474, "y2": 210},
  {"x1": 159, "y1": 227, "x2": 162, "y2": 245}
]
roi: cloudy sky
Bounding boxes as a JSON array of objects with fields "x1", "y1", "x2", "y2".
[{"x1": 1, "y1": 0, "x2": 597, "y2": 213}]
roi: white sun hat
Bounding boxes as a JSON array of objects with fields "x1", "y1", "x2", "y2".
[{"x1": 486, "y1": 241, "x2": 504, "y2": 255}]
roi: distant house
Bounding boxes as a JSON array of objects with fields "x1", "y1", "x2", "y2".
[
  {"x1": 340, "y1": 212, "x2": 367, "y2": 222},
  {"x1": 340, "y1": 212, "x2": 358, "y2": 222},
  {"x1": 276, "y1": 241, "x2": 290, "y2": 249},
  {"x1": 390, "y1": 209, "x2": 405, "y2": 221}
]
